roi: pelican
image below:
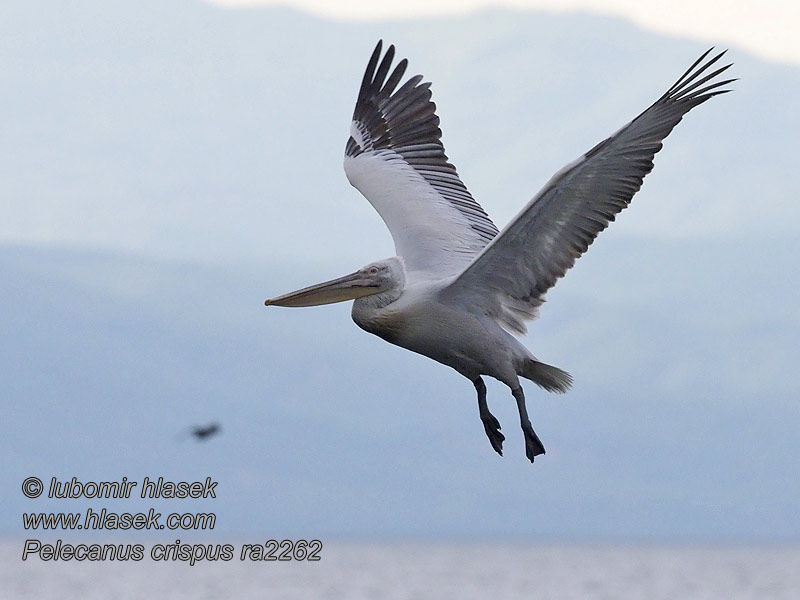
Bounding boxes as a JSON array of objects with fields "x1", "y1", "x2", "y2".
[{"x1": 265, "y1": 42, "x2": 734, "y2": 462}]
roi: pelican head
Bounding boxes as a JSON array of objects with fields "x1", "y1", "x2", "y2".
[{"x1": 265, "y1": 257, "x2": 404, "y2": 308}]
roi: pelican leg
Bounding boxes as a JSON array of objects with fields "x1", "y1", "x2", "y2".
[
  {"x1": 512, "y1": 386, "x2": 545, "y2": 462},
  {"x1": 474, "y1": 377, "x2": 504, "y2": 456}
]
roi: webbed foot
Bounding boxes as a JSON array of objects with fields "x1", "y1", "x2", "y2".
[
  {"x1": 473, "y1": 376, "x2": 505, "y2": 457},
  {"x1": 521, "y1": 422, "x2": 545, "y2": 462},
  {"x1": 481, "y1": 413, "x2": 505, "y2": 456}
]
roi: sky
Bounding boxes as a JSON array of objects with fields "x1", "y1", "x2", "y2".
[
  {"x1": 206, "y1": 0, "x2": 800, "y2": 66},
  {"x1": 3, "y1": 0, "x2": 798, "y2": 548}
]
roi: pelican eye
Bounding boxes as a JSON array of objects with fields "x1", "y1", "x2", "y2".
[{"x1": 368, "y1": 266, "x2": 380, "y2": 275}]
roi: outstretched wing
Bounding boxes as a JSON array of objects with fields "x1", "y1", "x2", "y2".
[
  {"x1": 344, "y1": 41, "x2": 498, "y2": 277},
  {"x1": 442, "y1": 48, "x2": 735, "y2": 334}
]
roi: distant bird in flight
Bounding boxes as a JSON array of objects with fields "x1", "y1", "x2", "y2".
[
  {"x1": 190, "y1": 422, "x2": 221, "y2": 441},
  {"x1": 265, "y1": 41, "x2": 734, "y2": 462}
]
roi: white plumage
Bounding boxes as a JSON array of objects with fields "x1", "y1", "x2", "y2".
[{"x1": 266, "y1": 41, "x2": 734, "y2": 462}]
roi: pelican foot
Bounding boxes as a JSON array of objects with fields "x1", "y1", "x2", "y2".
[
  {"x1": 481, "y1": 414, "x2": 505, "y2": 456},
  {"x1": 522, "y1": 423, "x2": 546, "y2": 463}
]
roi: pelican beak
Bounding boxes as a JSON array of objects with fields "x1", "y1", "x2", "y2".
[{"x1": 265, "y1": 271, "x2": 379, "y2": 307}]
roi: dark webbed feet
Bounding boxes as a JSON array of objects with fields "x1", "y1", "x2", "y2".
[
  {"x1": 474, "y1": 379, "x2": 546, "y2": 461},
  {"x1": 521, "y1": 421, "x2": 546, "y2": 462},
  {"x1": 481, "y1": 411, "x2": 505, "y2": 456},
  {"x1": 474, "y1": 377, "x2": 505, "y2": 456},
  {"x1": 512, "y1": 386, "x2": 546, "y2": 463}
]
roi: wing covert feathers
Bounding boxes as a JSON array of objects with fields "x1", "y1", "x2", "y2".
[{"x1": 443, "y1": 49, "x2": 734, "y2": 334}]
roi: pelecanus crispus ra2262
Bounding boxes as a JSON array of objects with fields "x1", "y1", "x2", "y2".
[{"x1": 265, "y1": 41, "x2": 735, "y2": 462}]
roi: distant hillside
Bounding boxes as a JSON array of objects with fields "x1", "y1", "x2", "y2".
[{"x1": 1, "y1": 1, "x2": 798, "y2": 269}]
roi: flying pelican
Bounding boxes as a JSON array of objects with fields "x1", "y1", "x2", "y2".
[{"x1": 265, "y1": 42, "x2": 734, "y2": 462}]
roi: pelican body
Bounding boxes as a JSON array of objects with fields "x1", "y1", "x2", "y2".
[{"x1": 265, "y1": 42, "x2": 734, "y2": 462}]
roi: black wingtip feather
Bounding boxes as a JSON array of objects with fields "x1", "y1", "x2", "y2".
[
  {"x1": 663, "y1": 48, "x2": 735, "y2": 103},
  {"x1": 382, "y1": 58, "x2": 408, "y2": 98}
]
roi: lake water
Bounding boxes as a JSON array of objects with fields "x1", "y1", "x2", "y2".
[{"x1": 3, "y1": 540, "x2": 799, "y2": 599}]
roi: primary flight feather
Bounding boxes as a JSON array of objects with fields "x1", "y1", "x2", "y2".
[{"x1": 265, "y1": 41, "x2": 734, "y2": 462}]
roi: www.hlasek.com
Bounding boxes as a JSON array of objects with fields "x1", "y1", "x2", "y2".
[
  {"x1": 21, "y1": 476, "x2": 322, "y2": 564},
  {"x1": 23, "y1": 507, "x2": 215, "y2": 531}
]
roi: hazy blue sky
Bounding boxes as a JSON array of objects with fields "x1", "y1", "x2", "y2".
[{"x1": 3, "y1": 0, "x2": 798, "y2": 542}]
